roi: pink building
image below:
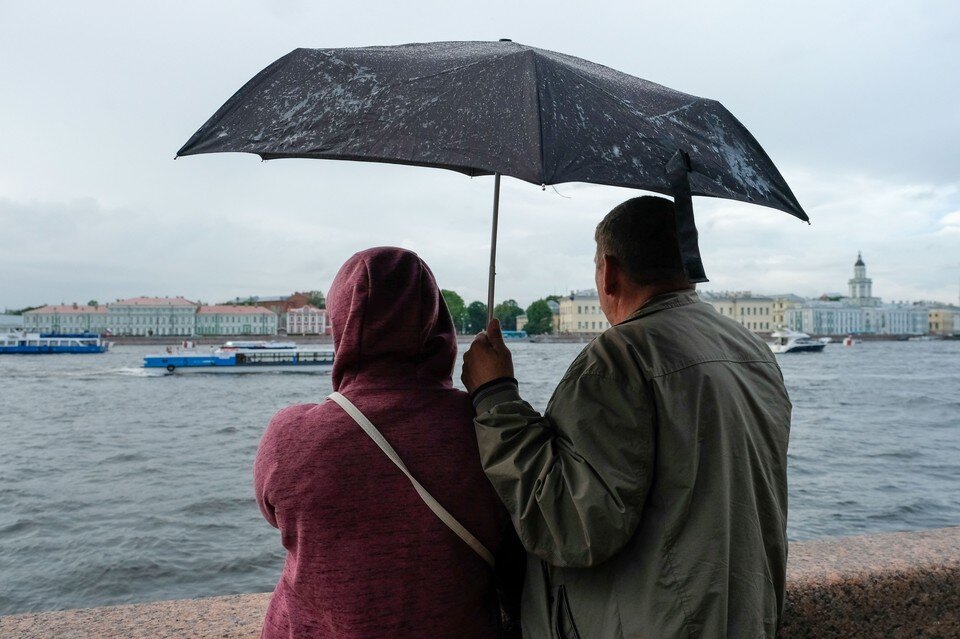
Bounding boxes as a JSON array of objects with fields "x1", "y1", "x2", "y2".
[{"x1": 285, "y1": 305, "x2": 328, "y2": 335}]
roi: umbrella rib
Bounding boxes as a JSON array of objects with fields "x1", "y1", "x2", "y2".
[
  {"x1": 560, "y1": 65, "x2": 708, "y2": 130},
  {"x1": 531, "y1": 52, "x2": 547, "y2": 184},
  {"x1": 402, "y1": 51, "x2": 520, "y2": 83}
]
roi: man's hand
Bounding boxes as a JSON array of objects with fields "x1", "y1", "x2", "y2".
[{"x1": 462, "y1": 318, "x2": 515, "y2": 393}]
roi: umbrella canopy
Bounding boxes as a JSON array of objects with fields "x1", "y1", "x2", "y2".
[{"x1": 178, "y1": 41, "x2": 807, "y2": 306}]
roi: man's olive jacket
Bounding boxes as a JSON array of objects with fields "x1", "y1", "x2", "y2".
[{"x1": 473, "y1": 291, "x2": 791, "y2": 638}]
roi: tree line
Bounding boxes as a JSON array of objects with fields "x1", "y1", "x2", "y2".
[{"x1": 440, "y1": 290, "x2": 559, "y2": 335}]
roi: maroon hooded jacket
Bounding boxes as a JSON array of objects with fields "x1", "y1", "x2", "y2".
[{"x1": 254, "y1": 248, "x2": 517, "y2": 639}]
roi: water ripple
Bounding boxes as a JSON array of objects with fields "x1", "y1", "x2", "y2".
[{"x1": 1, "y1": 341, "x2": 958, "y2": 614}]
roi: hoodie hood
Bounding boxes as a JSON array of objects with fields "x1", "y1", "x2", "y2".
[{"x1": 327, "y1": 247, "x2": 457, "y2": 391}]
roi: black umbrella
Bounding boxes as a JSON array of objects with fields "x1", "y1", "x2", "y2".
[{"x1": 178, "y1": 40, "x2": 807, "y2": 316}]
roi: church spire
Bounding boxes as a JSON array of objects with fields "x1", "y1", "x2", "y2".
[{"x1": 855, "y1": 251, "x2": 864, "y2": 267}]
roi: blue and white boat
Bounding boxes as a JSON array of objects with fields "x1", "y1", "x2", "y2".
[
  {"x1": 768, "y1": 329, "x2": 826, "y2": 354},
  {"x1": 0, "y1": 332, "x2": 109, "y2": 354},
  {"x1": 144, "y1": 340, "x2": 334, "y2": 374}
]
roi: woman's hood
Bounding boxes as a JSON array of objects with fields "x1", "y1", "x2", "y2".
[{"x1": 327, "y1": 247, "x2": 457, "y2": 390}]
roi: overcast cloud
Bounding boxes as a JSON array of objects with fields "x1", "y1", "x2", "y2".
[{"x1": 1, "y1": 0, "x2": 958, "y2": 310}]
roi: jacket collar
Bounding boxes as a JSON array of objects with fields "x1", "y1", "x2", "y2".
[{"x1": 620, "y1": 289, "x2": 700, "y2": 325}]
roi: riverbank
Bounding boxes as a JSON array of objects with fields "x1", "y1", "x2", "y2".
[
  {"x1": 3, "y1": 526, "x2": 957, "y2": 638},
  {"x1": 103, "y1": 331, "x2": 955, "y2": 347}
]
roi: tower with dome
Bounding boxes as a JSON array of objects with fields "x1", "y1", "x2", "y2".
[{"x1": 848, "y1": 252, "x2": 880, "y2": 307}]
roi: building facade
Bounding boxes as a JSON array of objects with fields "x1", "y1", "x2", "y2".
[
  {"x1": 253, "y1": 292, "x2": 313, "y2": 332},
  {"x1": 23, "y1": 305, "x2": 108, "y2": 333},
  {"x1": 106, "y1": 297, "x2": 198, "y2": 336},
  {"x1": 558, "y1": 290, "x2": 611, "y2": 334},
  {"x1": 18, "y1": 296, "x2": 321, "y2": 336},
  {"x1": 928, "y1": 308, "x2": 958, "y2": 336},
  {"x1": 786, "y1": 302, "x2": 865, "y2": 335},
  {"x1": 702, "y1": 292, "x2": 775, "y2": 333},
  {"x1": 0, "y1": 314, "x2": 24, "y2": 332},
  {"x1": 285, "y1": 305, "x2": 328, "y2": 335},
  {"x1": 770, "y1": 294, "x2": 805, "y2": 328},
  {"x1": 783, "y1": 256, "x2": 930, "y2": 336},
  {"x1": 196, "y1": 305, "x2": 278, "y2": 336}
]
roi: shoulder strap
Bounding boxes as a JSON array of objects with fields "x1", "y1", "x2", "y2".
[{"x1": 327, "y1": 391, "x2": 495, "y2": 567}]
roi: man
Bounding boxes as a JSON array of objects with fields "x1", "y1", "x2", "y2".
[{"x1": 462, "y1": 196, "x2": 791, "y2": 638}]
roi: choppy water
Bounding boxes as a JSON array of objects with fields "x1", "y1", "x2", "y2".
[{"x1": 1, "y1": 341, "x2": 958, "y2": 614}]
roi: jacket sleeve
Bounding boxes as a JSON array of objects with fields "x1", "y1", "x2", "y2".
[
  {"x1": 474, "y1": 370, "x2": 655, "y2": 568},
  {"x1": 254, "y1": 408, "x2": 300, "y2": 530}
]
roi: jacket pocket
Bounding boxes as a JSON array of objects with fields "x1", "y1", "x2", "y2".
[{"x1": 550, "y1": 585, "x2": 582, "y2": 639}]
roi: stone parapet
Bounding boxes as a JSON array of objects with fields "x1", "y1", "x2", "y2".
[
  {"x1": 0, "y1": 593, "x2": 270, "y2": 639},
  {"x1": 780, "y1": 526, "x2": 960, "y2": 638},
  {"x1": 2, "y1": 527, "x2": 958, "y2": 638}
]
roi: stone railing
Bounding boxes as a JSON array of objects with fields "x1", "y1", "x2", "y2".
[
  {"x1": 779, "y1": 526, "x2": 959, "y2": 638},
  {"x1": 2, "y1": 527, "x2": 957, "y2": 638}
]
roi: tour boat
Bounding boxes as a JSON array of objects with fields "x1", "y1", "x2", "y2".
[
  {"x1": 0, "y1": 332, "x2": 109, "y2": 354},
  {"x1": 768, "y1": 329, "x2": 826, "y2": 354},
  {"x1": 143, "y1": 340, "x2": 333, "y2": 374}
]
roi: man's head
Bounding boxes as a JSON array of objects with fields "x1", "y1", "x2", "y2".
[{"x1": 594, "y1": 196, "x2": 693, "y2": 323}]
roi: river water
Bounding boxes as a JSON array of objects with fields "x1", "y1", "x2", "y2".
[{"x1": 1, "y1": 341, "x2": 958, "y2": 614}]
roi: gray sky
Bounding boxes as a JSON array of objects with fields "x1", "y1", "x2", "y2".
[{"x1": 2, "y1": 0, "x2": 958, "y2": 310}]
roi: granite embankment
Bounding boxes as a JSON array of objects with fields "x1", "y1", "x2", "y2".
[{"x1": 2, "y1": 527, "x2": 958, "y2": 638}]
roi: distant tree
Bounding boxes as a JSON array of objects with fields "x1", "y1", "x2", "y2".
[
  {"x1": 465, "y1": 301, "x2": 488, "y2": 334},
  {"x1": 87, "y1": 300, "x2": 99, "y2": 308},
  {"x1": 8, "y1": 305, "x2": 41, "y2": 316},
  {"x1": 545, "y1": 294, "x2": 562, "y2": 304},
  {"x1": 306, "y1": 290, "x2": 326, "y2": 309},
  {"x1": 440, "y1": 289, "x2": 466, "y2": 333},
  {"x1": 524, "y1": 299, "x2": 554, "y2": 335},
  {"x1": 494, "y1": 299, "x2": 523, "y2": 331}
]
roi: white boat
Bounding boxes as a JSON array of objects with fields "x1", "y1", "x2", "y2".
[
  {"x1": 768, "y1": 329, "x2": 826, "y2": 354},
  {"x1": 143, "y1": 340, "x2": 333, "y2": 374}
]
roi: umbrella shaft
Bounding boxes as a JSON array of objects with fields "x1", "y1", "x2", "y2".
[{"x1": 486, "y1": 173, "x2": 501, "y2": 324}]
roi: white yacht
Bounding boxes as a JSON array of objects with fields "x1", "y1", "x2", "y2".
[{"x1": 768, "y1": 329, "x2": 826, "y2": 354}]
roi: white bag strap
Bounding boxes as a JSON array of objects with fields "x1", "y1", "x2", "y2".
[{"x1": 327, "y1": 391, "x2": 495, "y2": 567}]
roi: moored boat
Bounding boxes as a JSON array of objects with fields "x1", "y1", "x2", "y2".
[
  {"x1": 143, "y1": 340, "x2": 333, "y2": 373},
  {"x1": 768, "y1": 329, "x2": 826, "y2": 354},
  {"x1": 0, "y1": 331, "x2": 109, "y2": 354}
]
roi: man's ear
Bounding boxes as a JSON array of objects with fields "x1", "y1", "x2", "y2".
[{"x1": 600, "y1": 254, "x2": 620, "y2": 296}]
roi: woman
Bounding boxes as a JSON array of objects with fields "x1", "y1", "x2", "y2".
[{"x1": 254, "y1": 247, "x2": 521, "y2": 638}]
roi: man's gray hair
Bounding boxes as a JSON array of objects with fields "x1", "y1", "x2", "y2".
[{"x1": 594, "y1": 196, "x2": 690, "y2": 286}]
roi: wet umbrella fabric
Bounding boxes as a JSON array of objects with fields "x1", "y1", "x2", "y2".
[{"x1": 178, "y1": 41, "x2": 807, "y2": 293}]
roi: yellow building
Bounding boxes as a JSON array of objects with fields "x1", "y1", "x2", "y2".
[
  {"x1": 770, "y1": 294, "x2": 805, "y2": 328},
  {"x1": 928, "y1": 308, "x2": 957, "y2": 336},
  {"x1": 703, "y1": 292, "x2": 775, "y2": 333},
  {"x1": 558, "y1": 290, "x2": 611, "y2": 334}
]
